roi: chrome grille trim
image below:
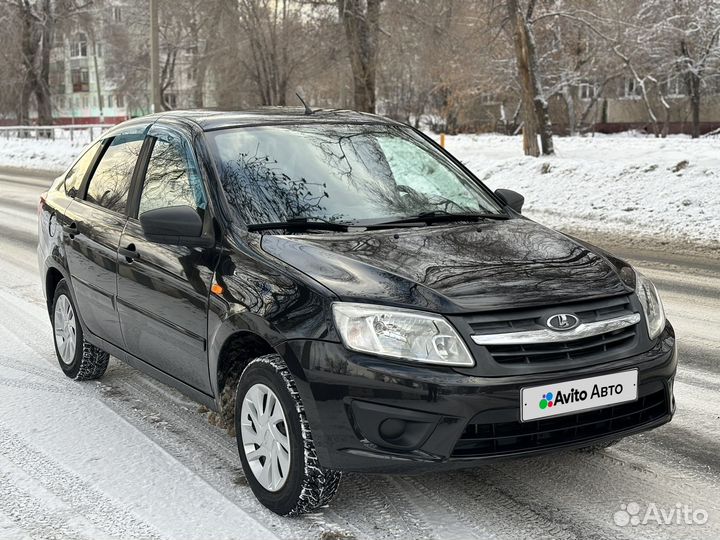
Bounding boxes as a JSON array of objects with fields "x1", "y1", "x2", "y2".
[{"x1": 471, "y1": 313, "x2": 641, "y2": 345}]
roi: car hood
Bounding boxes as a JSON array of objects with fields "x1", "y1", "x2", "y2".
[{"x1": 260, "y1": 219, "x2": 633, "y2": 313}]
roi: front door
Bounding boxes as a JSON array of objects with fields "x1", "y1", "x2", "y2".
[
  {"x1": 116, "y1": 126, "x2": 218, "y2": 393},
  {"x1": 63, "y1": 133, "x2": 144, "y2": 347}
]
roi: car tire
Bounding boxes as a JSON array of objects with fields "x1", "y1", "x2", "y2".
[
  {"x1": 51, "y1": 279, "x2": 109, "y2": 381},
  {"x1": 235, "y1": 354, "x2": 341, "y2": 516}
]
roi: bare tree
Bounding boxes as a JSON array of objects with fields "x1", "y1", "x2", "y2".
[
  {"x1": 236, "y1": 0, "x2": 301, "y2": 106},
  {"x1": 507, "y1": 0, "x2": 553, "y2": 155},
  {"x1": 5, "y1": 0, "x2": 56, "y2": 124},
  {"x1": 657, "y1": 0, "x2": 720, "y2": 138},
  {"x1": 0, "y1": 5, "x2": 24, "y2": 121},
  {"x1": 336, "y1": 0, "x2": 381, "y2": 113}
]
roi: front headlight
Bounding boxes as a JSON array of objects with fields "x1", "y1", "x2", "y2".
[
  {"x1": 332, "y1": 302, "x2": 474, "y2": 367},
  {"x1": 635, "y1": 271, "x2": 666, "y2": 340}
]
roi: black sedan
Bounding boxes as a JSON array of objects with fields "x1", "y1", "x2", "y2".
[{"x1": 37, "y1": 107, "x2": 676, "y2": 515}]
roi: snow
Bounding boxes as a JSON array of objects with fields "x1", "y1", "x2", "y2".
[
  {"x1": 0, "y1": 131, "x2": 717, "y2": 246},
  {"x1": 437, "y1": 133, "x2": 720, "y2": 246},
  {"x1": 0, "y1": 137, "x2": 85, "y2": 173}
]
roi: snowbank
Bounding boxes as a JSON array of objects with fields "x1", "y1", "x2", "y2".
[
  {"x1": 440, "y1": 134, "x2": 719, "y2": 246},
  {"x1": 0, "y1": 133, "x2": 717, "y2": 245},
  {"x1": 0, "y1": 137, "x2": 84, "y2": 172}
]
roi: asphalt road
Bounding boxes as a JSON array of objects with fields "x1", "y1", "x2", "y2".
[{"x1": 1, "y1": 167, "x2": 718, "y2": 540}]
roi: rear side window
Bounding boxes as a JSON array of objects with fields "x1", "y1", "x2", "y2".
[
  {"x1": 138, "y1": 133, "x2": 207, "y2": 217},
  {"x1": 85, "y1": 134, "x2": 144, "y2": 214},
  {"x1": 62, "y1": 141, "x2": 102, "y2": 197}
]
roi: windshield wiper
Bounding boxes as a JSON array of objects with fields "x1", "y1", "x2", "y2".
[
  {"x1": 373, "y1": 211, "x2": 510, "y2": 226},
  {"x1": 247, "y1": 217, "x2": 350, "y2": 233}
]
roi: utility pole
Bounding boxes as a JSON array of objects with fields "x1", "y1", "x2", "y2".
[
  {"x1": 90, "y1": 30, "x2": 104, "y2": 123},
  {"x1": 150, "y1": 0, "x2": 162, "y2": 113}
]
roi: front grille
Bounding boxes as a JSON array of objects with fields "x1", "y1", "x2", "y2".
[
  {"x1": 468, "y1": 295, "x2": 639, "y2": 365},
  {"x1": 452, "y1": 389, "x2": 668, "y2": 457},
  {"x1": 487, "y1": 326, "x2": 637, "y2": 364}
]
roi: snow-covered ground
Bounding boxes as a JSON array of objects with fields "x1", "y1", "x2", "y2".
[
  {"x1": 439, "y1": 133, "x2": 719, "y2": 247},
  {"x1": 0, "y1": 137, "x2": 86, "y2": 172},
  {"x1": 0, "y1": 131, "x2": 717, "y2": 246}
]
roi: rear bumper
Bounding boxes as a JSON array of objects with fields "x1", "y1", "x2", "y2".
[{"x1": 279, "y1": 322, "x2": 677, "y2": 473}]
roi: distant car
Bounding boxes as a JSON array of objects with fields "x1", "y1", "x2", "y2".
[{"x1": 37, "y1": 108, "x2": 676, "y2": 515}]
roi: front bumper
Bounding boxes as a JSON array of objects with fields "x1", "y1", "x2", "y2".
[{"x1": 278, "y1": 322, "x2": 676, "y2": 473}]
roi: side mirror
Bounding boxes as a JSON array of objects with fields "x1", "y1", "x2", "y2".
[
  {"x1": 494, "y1": 188, "x2": 524, "y2": 214},
  {"x1": 140, "y1": 205, "x2": 212, "y2": 247}
]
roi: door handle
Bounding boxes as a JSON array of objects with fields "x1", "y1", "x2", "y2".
[
  {"x1": 62, "y1": 222, "x2": 78, "y2": 237},
  {"x1": 119, "y1": 244, "x2": 140, "y2": 262}
]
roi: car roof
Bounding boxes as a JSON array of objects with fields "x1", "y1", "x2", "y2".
[{"x1": 104, "y1": 107, "x2": 403, "y2": 137}]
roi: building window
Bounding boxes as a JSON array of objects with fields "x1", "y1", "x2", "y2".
[
  {"x1": 479, "y1": 93, "x2": 496, "y2": 104},
  {"x1": 70, "y1": 32, "x2": 88, "y2": 58},
  {"x1": 112, "y1": 6, "x2": 122, "y2": 22},
  {"x1": 623, "y1": 78, "x2": 643, "y2": 99},
  {"x1": 116, "y1": 94, "x2": 124, "y2": 107},
  {"x1": 661, "y1": 76, "x2": 685, "y2": 97},
  {"x1": 71, "y1": 68, "x2": 89, "y2": 92},
  {"x1": 95, "y1": 42, "x2": 102, "y2": 57},
  {"x1": 107, "y1": 94, "x2": 114, "y2": 108},
  {"x1": 579, "y1": 82, "x2": 596, "y2": 100},
  {"x1": 81, "y1": 96, "x2": 89, "y2": 109}
]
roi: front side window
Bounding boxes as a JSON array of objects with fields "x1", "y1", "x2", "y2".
[
  {"x1": 138, "y1": 133, "x2": 207, "y2": 217},
  {"x1": 208, "y1": 124, "x2": 502, "y2": 226},
  {"x1": 62, "y1": 141, "x2": 102, "y2": 197},
  {"x1": 85, "y1": 134, "x2": 143, "y2": 214}
]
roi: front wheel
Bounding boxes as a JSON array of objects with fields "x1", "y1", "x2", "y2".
[
  {"x1": 51, "y1": 279, "x2": 109, "y2": 381},
  {"x1": 235, "y1": 354, "x2": 341, "y2": 515}
]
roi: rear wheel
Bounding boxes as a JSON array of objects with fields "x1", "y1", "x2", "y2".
[
  {"x1": 235, "y1": 354, "x2": 341, "y2": 515},
  {"x1": 52, "y1": 280, "x2": 109, "y2": 381}
]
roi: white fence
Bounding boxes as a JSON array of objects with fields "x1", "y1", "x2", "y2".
[{"x1": 0, "y1": 124, "x2": 113, "y2": 144}]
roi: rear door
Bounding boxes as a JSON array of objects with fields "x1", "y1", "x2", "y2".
[
  {"x1": 116, "y1": 124, "x2": 217, "y2": 392},
  {"x1": 63, "y1": 131, "x2": 146, "y2": 347}
]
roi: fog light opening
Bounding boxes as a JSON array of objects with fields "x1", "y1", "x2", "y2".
[{"x1": 379, "y1": 418, "x2": 407, "y2": 442}]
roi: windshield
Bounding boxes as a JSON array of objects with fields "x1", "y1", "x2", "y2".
[{"x1": 207, "y1": 123, "x2": 503, "y2": 226}]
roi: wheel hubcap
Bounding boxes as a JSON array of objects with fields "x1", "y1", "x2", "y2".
[
  {"x1": 53, "y1": 295, "x2": 77, "y2": 365},
  {"x1": 240, "y1": 383, "x2": 291, "y2": 492}
]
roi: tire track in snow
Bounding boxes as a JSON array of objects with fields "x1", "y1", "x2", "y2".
[
  {"x1": 414, "y1": 467, "x2": 583, "y2": 540},
  {"x1": 0, "y1": 426, "x2": 164, "y2": 539},
  {"x1": 482, "y1": 448, "x2": 720, "y2": 540},
  {"x1": 0, "y1": 373, "x2": 87, "y2": 397},
  {"x1": 0, "y1": 454, "x2": 117, "y2": 540},
  {"x1": 332, "y1": 474, "x2": 435, "y2": 540},
  {"x1": 0, "y1": 509, "x2": 33, "y2": 540}
]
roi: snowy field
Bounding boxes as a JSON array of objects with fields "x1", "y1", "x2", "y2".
[
  {"x1": 0, "y1": 137, "x2": 87, "y2": 172},
  {"x1": 1, "y1": 132, "x2": 718, "y2": 246},
  {"x1": 440, "y1": 133, "x2": 719, "y2": 247}
]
